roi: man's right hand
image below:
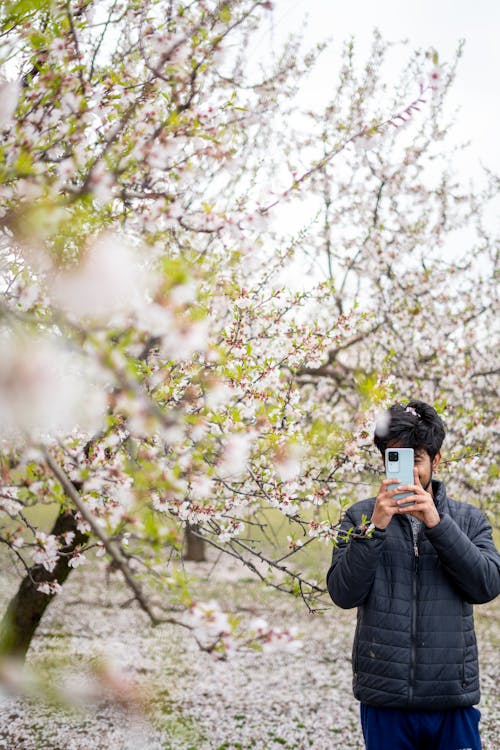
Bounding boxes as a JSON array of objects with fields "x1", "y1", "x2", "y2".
[{"x1": 370, "y1": 479, "x2": 402, "y2": 530}]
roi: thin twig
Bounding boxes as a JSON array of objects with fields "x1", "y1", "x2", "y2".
[{"x1": 42, "y1": 448, "x2": 159, "y2": 625}]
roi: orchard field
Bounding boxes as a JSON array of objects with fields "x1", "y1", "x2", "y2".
[{"x1": 0, "y1": 545, "x2": 499, "y2": 750}]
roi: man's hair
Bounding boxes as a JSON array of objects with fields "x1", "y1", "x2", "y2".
[{"x1": 374, "y1": 400, "x2": 446, "y2": 460}]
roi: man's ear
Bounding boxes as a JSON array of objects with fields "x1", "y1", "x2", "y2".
[{"x1": 432, "y1": 451, "x2": 441, "y2": 472}]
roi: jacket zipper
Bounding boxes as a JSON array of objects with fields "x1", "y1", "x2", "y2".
[
  {"x1": 461, "y1": 602, "x2": 466, "y2": 688},
  {"x1": 408, "y1": 527, "x2": 420, "y2": 704}
]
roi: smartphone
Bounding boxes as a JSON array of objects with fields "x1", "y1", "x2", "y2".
[{"x1": 385, "y1": 448, "x2": 414, "y2": 507}]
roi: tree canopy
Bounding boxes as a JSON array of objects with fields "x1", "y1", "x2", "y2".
[{"x1": 0, "y1": 0, "x2": 498, "y2": 658}]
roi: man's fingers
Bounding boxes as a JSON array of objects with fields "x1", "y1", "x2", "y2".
[
  {"x1": 382, "y1": 478, "x2": 400, "y2": 487},
  {"x1": 397, "y1": 495, "x2": 417, "y2": 506},
  {"x1": 394, "y1": 484, "x2": 420, "y2": 495}
]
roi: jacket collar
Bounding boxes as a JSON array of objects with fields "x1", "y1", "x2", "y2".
[{"x1": 432, "y1": 479, "x2": 447, "y2": 511}]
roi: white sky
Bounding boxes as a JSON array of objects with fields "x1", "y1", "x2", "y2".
[
  {"x1": 265, "y1": 0, "x2": 500, "y2": 173},
  {"x1": 243, "y1": 0, "x2": 499, "y2": 280}
]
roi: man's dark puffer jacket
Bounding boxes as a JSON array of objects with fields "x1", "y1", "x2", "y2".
[{"x1": 326, "y1": 480, "x2": 500, "y2": 710}]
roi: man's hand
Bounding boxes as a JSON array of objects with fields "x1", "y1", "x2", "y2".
[
  {"x1": 371, "y1": 470, "x2": 441, "y2": 530},
  {"x1": 371, "y1": 478, "x2": 406, "y2": 530},
  {"x1": 394, "y1": 468, "x2": 441, "y2": 529}
]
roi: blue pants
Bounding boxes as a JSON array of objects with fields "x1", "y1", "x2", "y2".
[{"x1": 360, "y1": 704, "x2": 482, "y2": 750}]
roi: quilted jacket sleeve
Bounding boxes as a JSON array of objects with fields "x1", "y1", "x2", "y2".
[
  {"x1": 425, "y1": 509, "x2": 500, "y2": 604},
  {"x1": 326, "y1": 505, "x2": 387, "y2": 609}
]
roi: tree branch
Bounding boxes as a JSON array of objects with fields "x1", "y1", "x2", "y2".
[{"x1": 42, "y1": 448, "x2": 159, "y2": 625}]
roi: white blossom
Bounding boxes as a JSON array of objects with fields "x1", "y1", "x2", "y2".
[
  {"x1": 68, "y1": 552, "x2": 86, "y2": 568},
  {"x1": 274, "y1": 443, "x2": 303, "y2": 481},
  {"x1": 205, "y1": 381, "x2": 232, "y2": 410},
  {"x1": 89, "y1": 162, "x2": 115, "y2": 203},
  {"x1": 0, "y1": 333, "x2": 108, "y2": 441},
  {"x1": 51, "y1": 232, "x2": 153, "y2": 322},
  {"x1": 428, "y1": 63, "x2": 446, "y2": 93},
  {"x1": 189, "y1": 474, "x2": 213, "y2": 501},
  {"x1": 374, "y1": 409, "x2": 391, "y2": 438},
  {"x1": 33, "y1": 532, "x2": 59, "y2": 572},
  {"x1": 17, "y1": 281, "x2": 41, "y2": 311},
  {"x1": 184, "y1": 600, "x2": 231, "y2": 638},
  {"x1": 218, "y1": 431, "x2": 254, "y2": 478},
  {"x1": 262, "y1": 626, "x2": 303, "y2": 654},
  {"x1": 249, "y1": 618, "x2": 303, "y2": 653},
  {"x1": 279, "y1": 498, "x2": 299, "y2": 516},
  {"x1": 217, "y1": 521, "x2": 244, "y2": 542},
  {"x1": 287, "y1": 535, "x2": 303, "y2": 550},
  {"x1": 160, "y1": 318, "x2": 210, "y2": 360},
  {"x1": 0, "y1": 79, "x2": 21, "y2": 125},
  {"x1": 36, "y1": 580, "x2": 63, "y2": 595},
  {"x1": 0, "y1": 488, "x2": 22, "y2": 515},
  {"x1": 352, "y1": 128, "x2": 383, "y2": 153},
  {"x1": 169, "y1": 281, "x2": 199, "y2": 307}
]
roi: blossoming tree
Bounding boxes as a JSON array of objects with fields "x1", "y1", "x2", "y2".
[{"x1": 0, "y1": 0, "x2": 497, "y2": 661}]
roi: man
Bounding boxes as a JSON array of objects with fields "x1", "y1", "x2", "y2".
[{"x1": 327, "y1": 400, "x2": 500, "y2": 750}]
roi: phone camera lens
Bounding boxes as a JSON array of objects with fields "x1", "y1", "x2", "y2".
[{"x1": 388, "y1": 451, "x2": 399, "y2": 462}]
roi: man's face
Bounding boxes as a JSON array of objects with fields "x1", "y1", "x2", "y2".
[{"x1": 414, "y1": 449, "x2": 441, "y2": 491}]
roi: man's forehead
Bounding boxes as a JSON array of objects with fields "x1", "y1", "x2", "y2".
[
  {"x1": 414, "y1": 449, "x2": 429, "y2": 459},
  {"x1": 387, "y1": 442, "x2": 428, "y2": 458}
]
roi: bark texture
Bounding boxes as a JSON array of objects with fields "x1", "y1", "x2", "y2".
[{"x1": 183, "y1": 524, "x2": 206, "y2": 562}]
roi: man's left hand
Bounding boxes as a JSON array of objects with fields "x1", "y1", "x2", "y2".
[{"x1": 396, "y1": 468, "x2": 441, "y2": 529}]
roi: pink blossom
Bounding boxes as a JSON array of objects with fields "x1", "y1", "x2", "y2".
[
  {"x1": 55, "y1": 157, "x2": 77, "y2": 183},
  {"x1": 286, "y1": 535, "x2": 303, "y2": 551},
  {"x1": 428, "y1": 63, "x2": 446, "y2": 92}
]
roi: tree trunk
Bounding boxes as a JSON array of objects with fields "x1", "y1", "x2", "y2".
[
  {"x1": 0, "y1": 509, "x2": 88, "y2": 661},
  {"x1": 183, "y1": 524, "x2": 206, "y2": 562}
]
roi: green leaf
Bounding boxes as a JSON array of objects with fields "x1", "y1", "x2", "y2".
[
  {"x1": 15, "y1": 149, "x2": 34, "y2": 175},
  {"x1": 3, "y1": 0, "x2": 52, "y2": 18},
  {"x1": 219, "y1": 5, "x2": 232, "y2": 24}
]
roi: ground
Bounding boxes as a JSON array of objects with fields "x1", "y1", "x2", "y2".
[{"x1": 0, "y1": 548, "x2": 498, "y2": 750}]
